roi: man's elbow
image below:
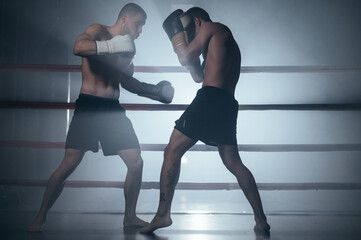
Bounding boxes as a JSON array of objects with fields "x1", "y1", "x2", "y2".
[
  {"x1": 177, "y1": 52, "x2": 190, "y2": 66},
  {"x1": 192, "y1": 72, "x2": 204, "y2": 83},
  {"x1": 73, "y1": 43, "x2": 81, "y2": 56},
  {"x1": 73, "y1": 41, "x2": 86, "y2": 56},
  {"x1": 194, "y1": 77, "x2": 203, "y2": 83}
]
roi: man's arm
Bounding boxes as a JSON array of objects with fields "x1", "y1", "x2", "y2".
[
  {"x1": 119, "y1": 63, "x2": 145, "y2": 93},
  {"x1": 173, "y1": 31, "x2": 205, "y2": 83},
  {"x1": 162, "y1": 10, "x2": 204, "y2": 83},
  {"x1": 73, "y1": 24, "x2": 136, "y2": 72},
  {"x1": 184, "y1": 57, "x2": 204, "y2": 83},
  {"x1": 73, "y1": 24, "x2": 135, "y2": 57},
  {"x1": 73, "y1": 24, "x2": 101, "y2": 57},
  {"x1": 120, "y1": 64, "x2": 174, "y2": 104}
]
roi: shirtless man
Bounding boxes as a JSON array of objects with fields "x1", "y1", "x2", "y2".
[
  {"x1": 28, "y1": 3, "x2": 174, "y2": 232},
  {"x1": 140, "y1": 7, "x2": 270, "y2": 236}
]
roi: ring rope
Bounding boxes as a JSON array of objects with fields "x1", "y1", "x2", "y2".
[
  {"x1": 1, "y1": 64, "x2": 361, "y2": 192},
  {"x1": 1, "y1": 101, "x2": 361, "y2": 111},
  {"x1": 1, "y1": 141, "x2": 361, "y2": 152},
  {"x1": 0, "y1": 179, "x2": 360, "y2": 191},
  {"x1": 1, "y1": 64, "x2": 361, "y2": 73}
]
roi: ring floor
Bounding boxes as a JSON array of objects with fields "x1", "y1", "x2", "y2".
[{"x1": 1, "y1": 211, "x2": 361, "y2": 240}]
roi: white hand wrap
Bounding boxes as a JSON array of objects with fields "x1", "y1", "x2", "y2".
[{"x1": 95, "y1": 34, "x2": 135, "y2": 55}]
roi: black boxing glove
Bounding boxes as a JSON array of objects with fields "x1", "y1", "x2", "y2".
[
  {"x1": 163, "y1": 9, "x2": 184, "y2": 40},
  {"x1": 138, "y1": 81, "x2": 174, "y2": 104},
  {"x1": 163, "y1": 9, "x2": 192, "y2": 51}
]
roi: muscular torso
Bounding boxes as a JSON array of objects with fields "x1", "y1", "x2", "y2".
[
  {"x1": 79, "y1": 25, "x2": 134, "y2": 99},
  {"x1": 201, "y1": 23, "x2": 241, "y2": 95}
]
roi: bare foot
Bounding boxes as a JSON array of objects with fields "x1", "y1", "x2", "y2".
[
  {"x1": 140, "y1": 215, "x2": 172, "y2": 234},
  {"x1": 27, "y1": 216, "x2": 45, "y2": 233},
  {"x1": 253, "y1": 223, "x2": 270, "y2": 238},
  {"x1": 27, "y1": 222, "x2": 43, "y2": 233},
  {"x1": 123, "y1": 216, "x2": 149, "y2": 228}
]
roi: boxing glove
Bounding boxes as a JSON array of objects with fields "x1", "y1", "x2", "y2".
[
  {"x1": 163, "y1": 9, "x2": 184, "y2": 40},
  {"x1": 96, "y1": 34, "x2": 135, "y2": 55},
  {"x1": 163, "y1": 9, "x2": 192, "y2": 50},
  {"x1": 138, "y1": 81, "x2": 174, "y2": 104}
]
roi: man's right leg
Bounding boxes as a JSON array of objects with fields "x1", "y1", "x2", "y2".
[
  {"x1": 27, "y1": 148, "x2": 84, "y2": 232},
  {"x1": 140, "y1": 129, "x2": 197, "y2": 233}
]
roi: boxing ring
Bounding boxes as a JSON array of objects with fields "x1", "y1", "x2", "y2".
[
  {"x1": 1, "y1": 63, "x2": 361, "y2": 191},
  {"x1": 1, "y1": 63, "x2": 361, "y2": 240}
]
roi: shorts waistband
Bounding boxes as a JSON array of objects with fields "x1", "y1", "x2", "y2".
[
  {"x1": 78, "y1": 94, "x2": 119, "y2": 103},
  {"x1": 197, "y1": 86, "x2": 235, "y2": 101}
]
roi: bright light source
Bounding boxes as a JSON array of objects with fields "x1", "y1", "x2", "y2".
[{"x1": 186, "y1": 214, "x2": 211, "y2": 231}]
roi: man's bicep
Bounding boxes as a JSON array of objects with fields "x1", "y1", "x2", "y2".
[
  {"x1": 122, "y1": 62, "x2": 135, "y2": 76},
  {"x1": 76, "y1": 25, "x2": 103, "y2": 44},
  {"x1": 73, "y1": 25, "x2": 102, "y2": 56},
  {"x1": 75, "y1": 33, "x2": 94, "y2": 45}
]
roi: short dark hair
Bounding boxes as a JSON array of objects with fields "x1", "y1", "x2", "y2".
[
  {"x1": 186, "y1": 7, "x2": 211, "y2": 22},
  {"x1": 118, "y1": 3, "x2": 147, "y2": 20}
]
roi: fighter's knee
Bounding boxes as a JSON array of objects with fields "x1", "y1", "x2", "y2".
[
  {"x1": 164, "y1": 144, "x2": 171, "y2": 157},
  {"x1": 164, "y1": 144, "x2": 176, "y2": 159},
  {"x1": 126, "y1": 156, "x2": 144, "y2": 172},
  {"x1": 164, "y1": 144, "x2": 184, "y2": 165},
  {"x1": 222, "y1": 158, "x2": 238, "y2": 173}
]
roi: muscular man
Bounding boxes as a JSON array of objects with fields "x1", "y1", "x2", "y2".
[
  {"x1": 141, "y1": 7, "x2": 270, "y2": 236},
  {"x1": 28, "y1": 3, "x2": 174, "y2": 232}
]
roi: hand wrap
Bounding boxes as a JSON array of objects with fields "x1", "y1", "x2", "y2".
[
  {"x1": 96, "y1": 34, "x2": 135, "y2": 55},
  {"x1": 163, "y1": 9, "x2": 192, "y2": 51}
]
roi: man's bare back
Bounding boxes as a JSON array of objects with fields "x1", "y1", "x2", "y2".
[{"x1": 201, "y1": 22, "x2": 241, "y2": 95}]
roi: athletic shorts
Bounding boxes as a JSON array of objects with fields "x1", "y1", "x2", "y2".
[
  {"x1": 174, "y1": 86, "x2": 239, "y2": 146},
  {"x1": 65, "y1": 94, "x2": 140, "y2": 156}
]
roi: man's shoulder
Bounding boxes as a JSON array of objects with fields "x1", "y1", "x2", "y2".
[
  {"x1": 84, "y1": 24, "x2": 111, "y2": 39},
  {"x1": 213, "y1": 22, "x2": 231, "y2": 33},
  {"x1": 86, "y1": 23, "x2": 108, "y2": 32},
  {"x1": 202, "y1": 22, "x2": 229, "y2": 35}
]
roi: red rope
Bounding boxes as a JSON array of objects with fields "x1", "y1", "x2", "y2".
[
  {"x1": 1, "y1": 141, "x2": 361, "y2": 152},
  {"x1": 1, "y1": 64, "x2": 361, "y2": 73},
  {"x1": 0, "y1": 64, "x2": 188, "y2": 73},
  {"x1": 0, "y1": 102, "x2": 190, "y2": 110},
  {"x1": 0, "y1": 64, "x2": 81, "y2": 72},
  {"x1": 1, "y1": 101, "x2": 361, "y2": 111}
]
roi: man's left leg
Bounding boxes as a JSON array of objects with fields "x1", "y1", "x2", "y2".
[
  {"x1": 118, "y1": 148, "x2": 148, "y2": 227},
  {"x1": 218, "y1": 144, "x2": 270, "y2": 234}
]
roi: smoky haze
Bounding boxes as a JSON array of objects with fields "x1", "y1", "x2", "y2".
[{"x1": 0, "y1": 0, "x2": 360, "y2": 215}]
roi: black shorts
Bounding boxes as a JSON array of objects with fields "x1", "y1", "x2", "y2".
[
  {"x1": 65, "y1": 94, "x2": 140, "y2": 156},
  {"x1": 174, "y1": 86, "x2": 239, "y2": 146}
]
